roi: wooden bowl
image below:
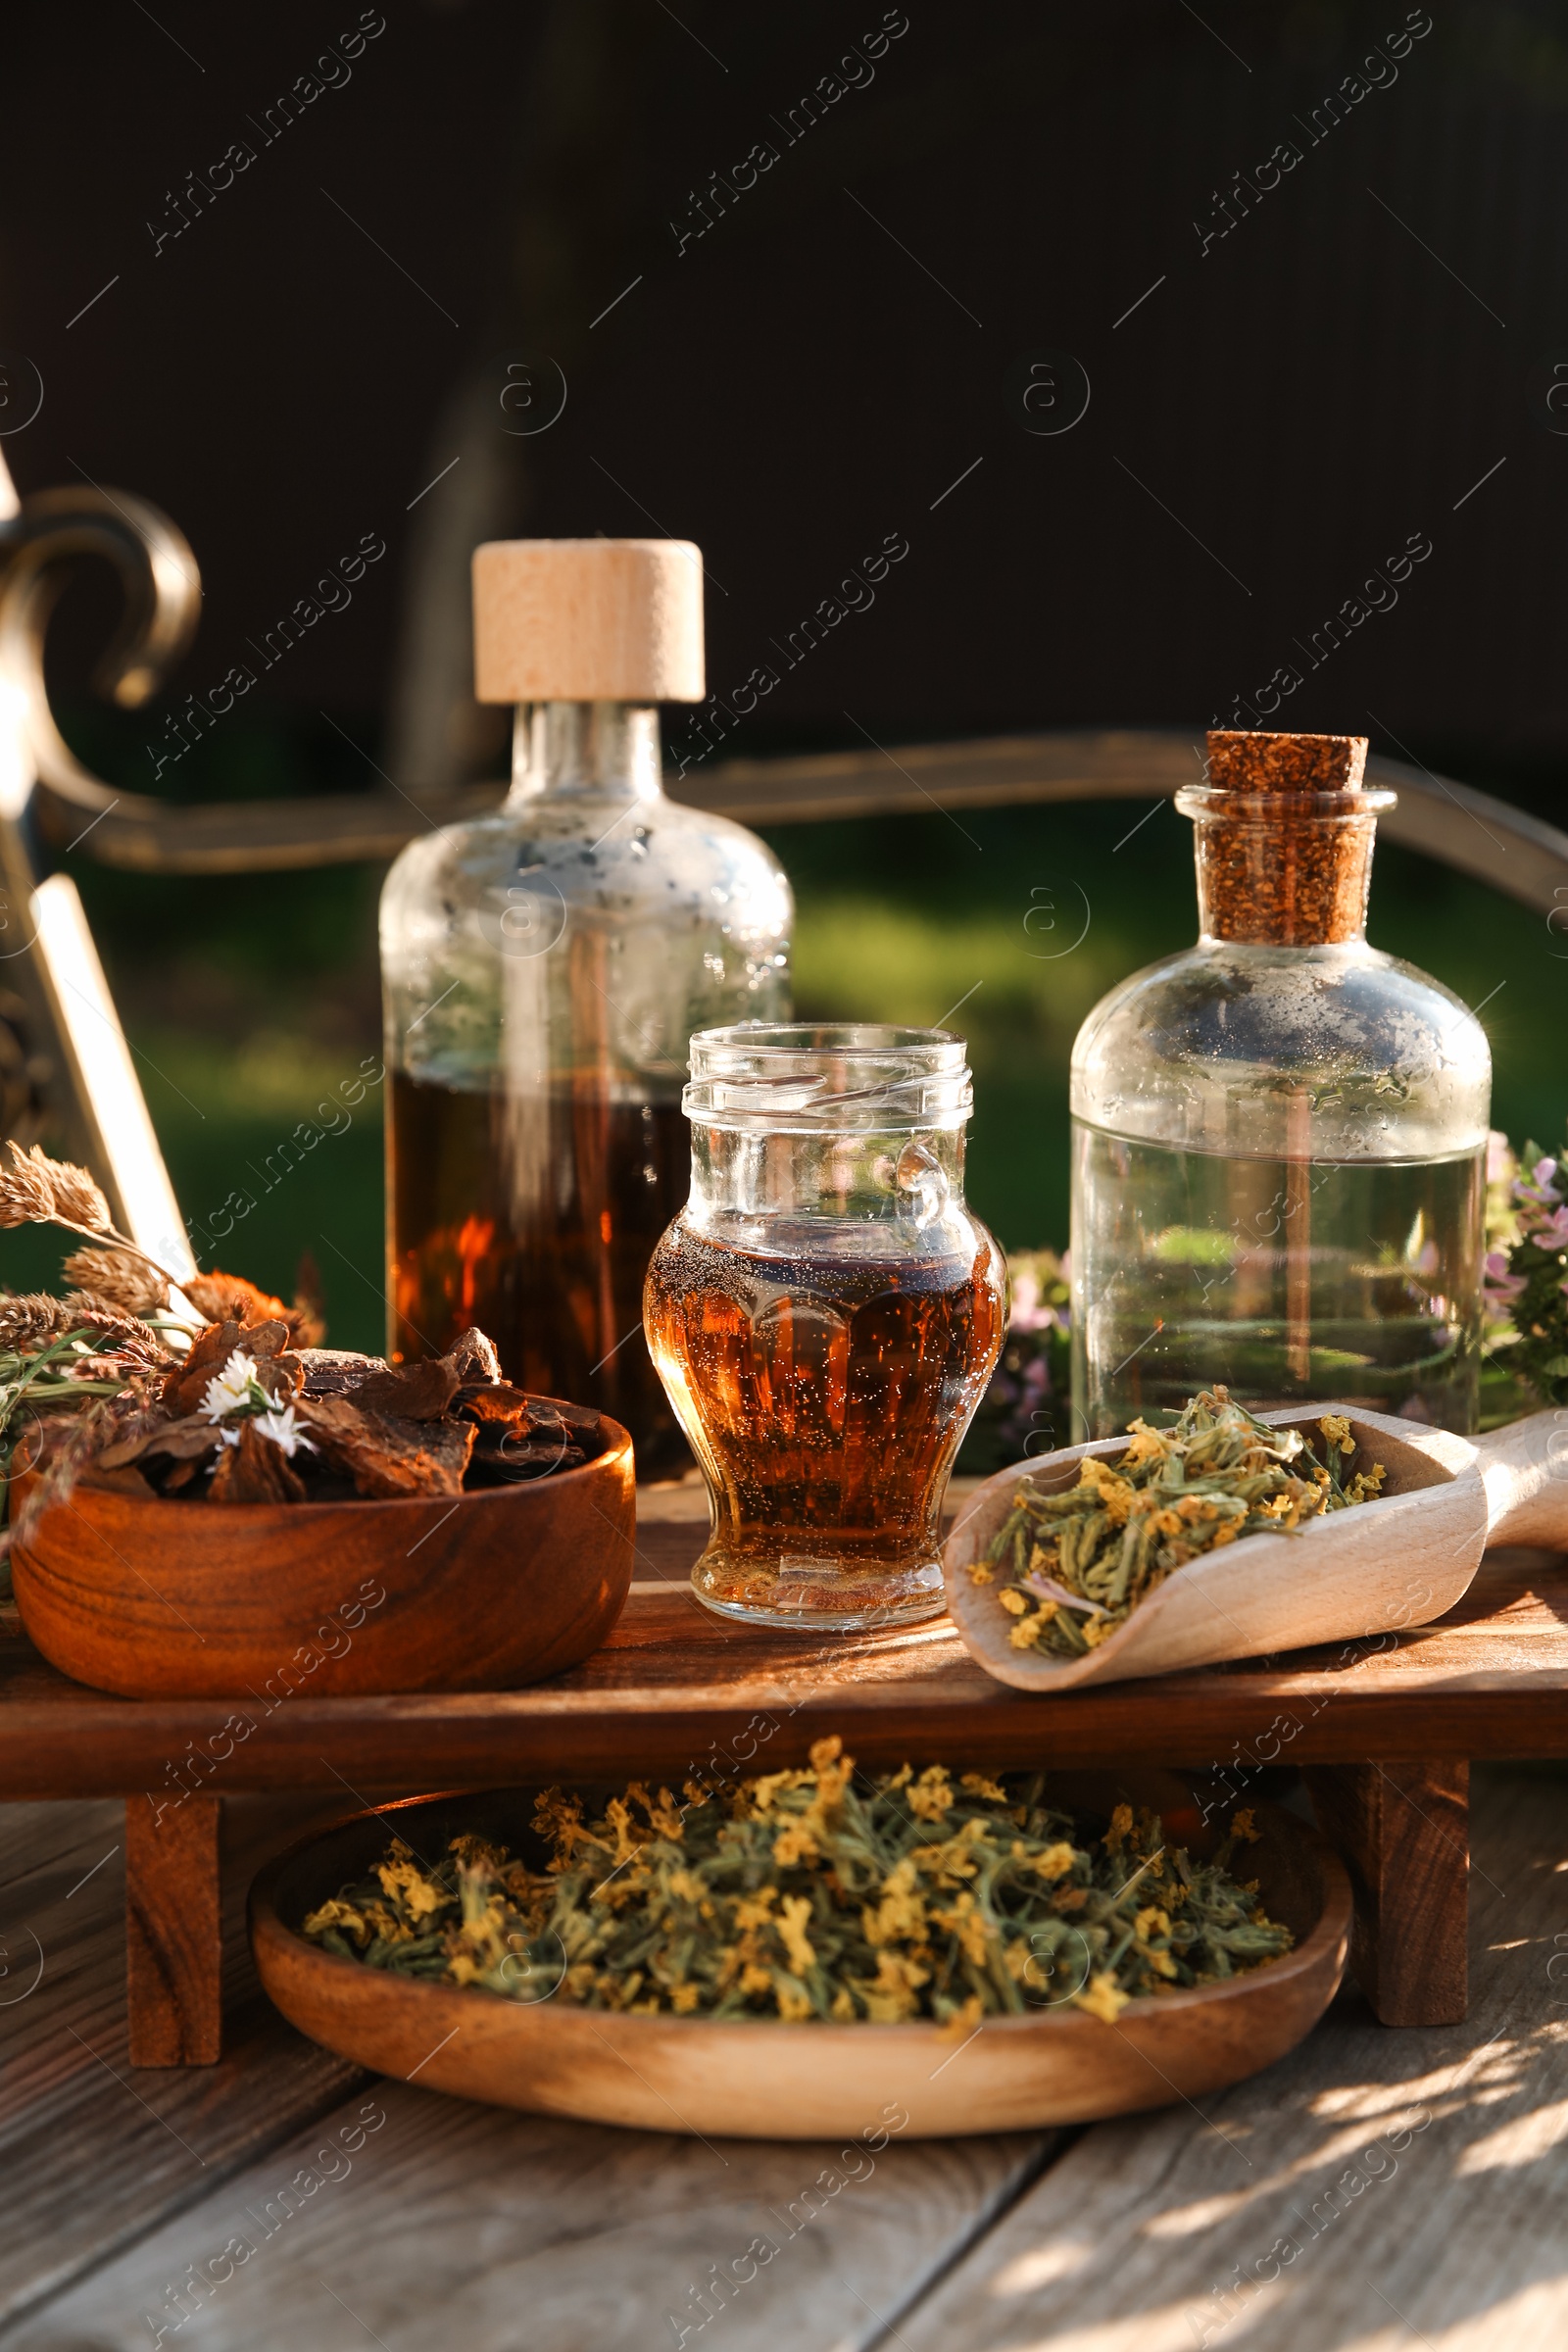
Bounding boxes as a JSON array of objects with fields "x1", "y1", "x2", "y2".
[
  {"x1": 250, "y1": 1775, "x2": 1350, "y2": 2138},
  {"x1": 9, "y1": 1409, "x2": 634, "y2": 1699}
]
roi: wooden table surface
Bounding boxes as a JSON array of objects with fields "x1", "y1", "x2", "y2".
[
  {"x1": 4, "y1": 1504, "x2": 1568, "y2": 1794},
  {"x1": 1, "y1": 1763, "x2": 1563, "y2": 2349},
  {"x1": 3, "y1": 1486, "x2": 1568, "y2": 2342}
]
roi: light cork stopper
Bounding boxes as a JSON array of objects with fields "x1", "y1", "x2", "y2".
[
  {"x1": 472, "y1": 538, "x2": 706, "y2": 704},
  {"x1": 1196, "y1": 731, "x2": 1377, "y2": 945}
]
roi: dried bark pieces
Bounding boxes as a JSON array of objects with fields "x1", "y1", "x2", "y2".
[
  {"x1": 209, "y1": 1419, "x2": 307, "y2": 1505},
  {"x1": 444, "y1": 1327, "x2": 502, "y2": 1383},
  {"x1": 90, "y1": 1321, "x2": 599, "y2": 1505},
  {"x1": 350, "y1": 1359, "x2": 461, "y2": 1422},
  {"x1": 184, "y1": 1268, "x2": 324, "y2": 1348},
  {"x1": 299, "y1": 1349, "x2": 383, "y2": 1396},
  {"x1": 99, "y1": 1416, "x2": 226, "y2": 1470},
  {"x1": 296, "y1": 1396, "x2": 475, "y2": 1498},
  {"x1": 160, "y1": 1318, "x2": 300, "y2": 1416}
]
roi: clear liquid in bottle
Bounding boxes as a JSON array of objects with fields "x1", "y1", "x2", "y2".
[{"x1": 1071, "y1": 1123, "x2": 1484, "y2": 1436}]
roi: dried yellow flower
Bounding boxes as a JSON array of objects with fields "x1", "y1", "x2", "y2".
[
  {"x1": 1104, "y1": 1804, "x2": 1135, "y2": 1853},
  {"x1": 862, "y1": 1858, "x2": 927, "y2": 1947},
  {"x1": 301, "y1": 1896, "x2": 369, "y2": 1945},
  {"x1": 777, "y1": 1894, "x2": 816, "y2": 1977},
  {"x1": 906, "y1": 1766, "x2": 955, "y2": 1823},
  {"x1": 930, "y1": 1892, "x2": 990, "y2": 1966},
  {"x1": 1033, "y1": 1841, "x2": 1077, "y2": 1882},
  {"x1": 860, "y1": 1949, "x2": 929, "y2": 2022},
  {"x1": 1074, "y1": 1972, "x2": 1130, "y2": 2024},
  {"x1": 376, "y1": 1850, "x2": 443, "y2": 1921},
  {"x1": 773, "y1": 1823, "x2": 819, "y2": 1868},
  {"x1": 1075, "y1": 1454, "x2": 1135, "y2": 1526}
]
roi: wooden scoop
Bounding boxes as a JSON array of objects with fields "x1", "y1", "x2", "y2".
[{"x1": 942, "y1": 1404, "x2": 1568, "y2": 1692}]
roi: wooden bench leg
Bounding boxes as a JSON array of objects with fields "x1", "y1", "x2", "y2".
[
  {"x1": 1302, "y1": 1759, "x2": 1469, "y2": 2027},
  {"x1": 125, "y1": 1794, "x2": 222, "y2": 2067}
]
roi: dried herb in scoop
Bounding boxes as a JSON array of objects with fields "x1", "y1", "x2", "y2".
[
  {"x1": 300, "y1": 1741, "x2": 1292, "y2": 2028},
  {"x1": 973, "y1": 1386, "x2": 1386, "y2": 1660}
]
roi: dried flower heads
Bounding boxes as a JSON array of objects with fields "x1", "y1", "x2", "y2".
[
  {"x1": 300, "y1": 1754, "x2": 1294, "y2": 2025},
  {"x1": 0, "y1": 1141, "x2": 112, "y2": 1236},
  {"x1": 62, "y1": 1247, "x2": 170, "y2": 1318},
  {"x1": 980, "y1": 1388, "x2": 1386, "y2": 1659}
]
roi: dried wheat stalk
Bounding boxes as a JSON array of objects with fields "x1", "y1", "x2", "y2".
[
  {"x1": 61, "y1": 1246, "x2": 170, "y2": 1317},
  {"x1": 0, "y1": 1143, "x2": 183, "y2": 1289}
]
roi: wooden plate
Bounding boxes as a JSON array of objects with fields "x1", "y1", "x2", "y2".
[
  {"x1": 250, "y1": 1775, "x2": 1350, "y2": 2138},
  {"x1": 10, "y1": 1409, "x2": 635, "y2": 1698}
]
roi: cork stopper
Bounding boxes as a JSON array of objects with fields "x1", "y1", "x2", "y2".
[
  {"x1": 472, "y1": 538, "x2": 706, "y2": 704},
  {"x1": 1182, "y1": 731, "x2": 1389, "y2": 947},
  {"x1": 1206, "y1": 731, "x2": 1367, "y2": 793}
]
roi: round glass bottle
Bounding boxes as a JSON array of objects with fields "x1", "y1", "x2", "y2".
[
  {"x1": 645, "y1": 1022, "x2": 1005, "y2": 1630},
  {"x1": 381, "y1": 542, "x2": 793, "y2": 1475},
  {"x1": 1070, "y1": 730, "x2": 1491, "y2": 1438}
]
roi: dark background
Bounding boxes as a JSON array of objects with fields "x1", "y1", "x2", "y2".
[{"x1": 2, "y1": 0, "x2": 1566, "y2": 1342}]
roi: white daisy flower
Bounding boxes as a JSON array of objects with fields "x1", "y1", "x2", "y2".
[
  {"x1": 254, "y1": 1404, "x2": 315, "y2": 1458},
  {"x1": 201, "y1": 1348, "x2": 262, "y2": 1421}
]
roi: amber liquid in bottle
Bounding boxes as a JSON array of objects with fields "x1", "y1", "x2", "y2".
[
  {"x1": 389, "y1": 1072, "x2": 692, "y2": 1475},
  {"x1": 644, "y1": 1220, "x2": 1004, "y2": 1617}
]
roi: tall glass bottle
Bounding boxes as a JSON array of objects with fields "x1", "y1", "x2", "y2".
[
  {"x1": 380, "y1": 539, "x2": 793, "y2": 1474},
  {"x1": 1070, "y1": 730, "x2": 1491, "y2": 1438}
]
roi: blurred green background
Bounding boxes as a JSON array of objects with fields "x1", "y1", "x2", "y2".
[{"x1": 4, "y1": 718, "x2": 1562, "y2": 1354}]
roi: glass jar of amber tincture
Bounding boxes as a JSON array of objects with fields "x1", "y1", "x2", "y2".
[
  {"x1": 1070, "y1": 730, "x2": 1491, "y2": 1437},
  {"x1": 380, "y1": 541, "x2": 792, "y2": 1472},
  {"x1": 645, "y1": 1024, "x2": 1005, "y2": 1630}
]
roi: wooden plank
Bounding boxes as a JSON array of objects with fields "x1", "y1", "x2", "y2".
[
  {"x1": 126, "y1": 1793, "x2": 222, "y2": 2066},
  {"x1": 0, "y1": 1794, "x2": 368, "y2": 2329},
  {"x1": 3, "y1": 1547, "x2": 1568, "y2": 1795},
  {"x1": 3, "y1": 2081, "x2": 1049, "y2": 2351},
  {"x1": 1303, "y1": 1759, "x2": 1470, "y2": 2027},
  {"x1": 879, "y1": 1762, "x2": 1568, "y2": 2351}
]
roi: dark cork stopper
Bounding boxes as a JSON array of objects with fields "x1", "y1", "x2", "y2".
[{"x1": 1198, "y1": 731, "x2": 1375, "y2": 945}]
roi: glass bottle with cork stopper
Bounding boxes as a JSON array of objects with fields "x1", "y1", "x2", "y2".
[
  {"x1": 380, "y1": 538, "x2": 793, "y2": 1473},
  {"x1": 1070, "y1": 729, "x2": 1491, "y2": 1438}
]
